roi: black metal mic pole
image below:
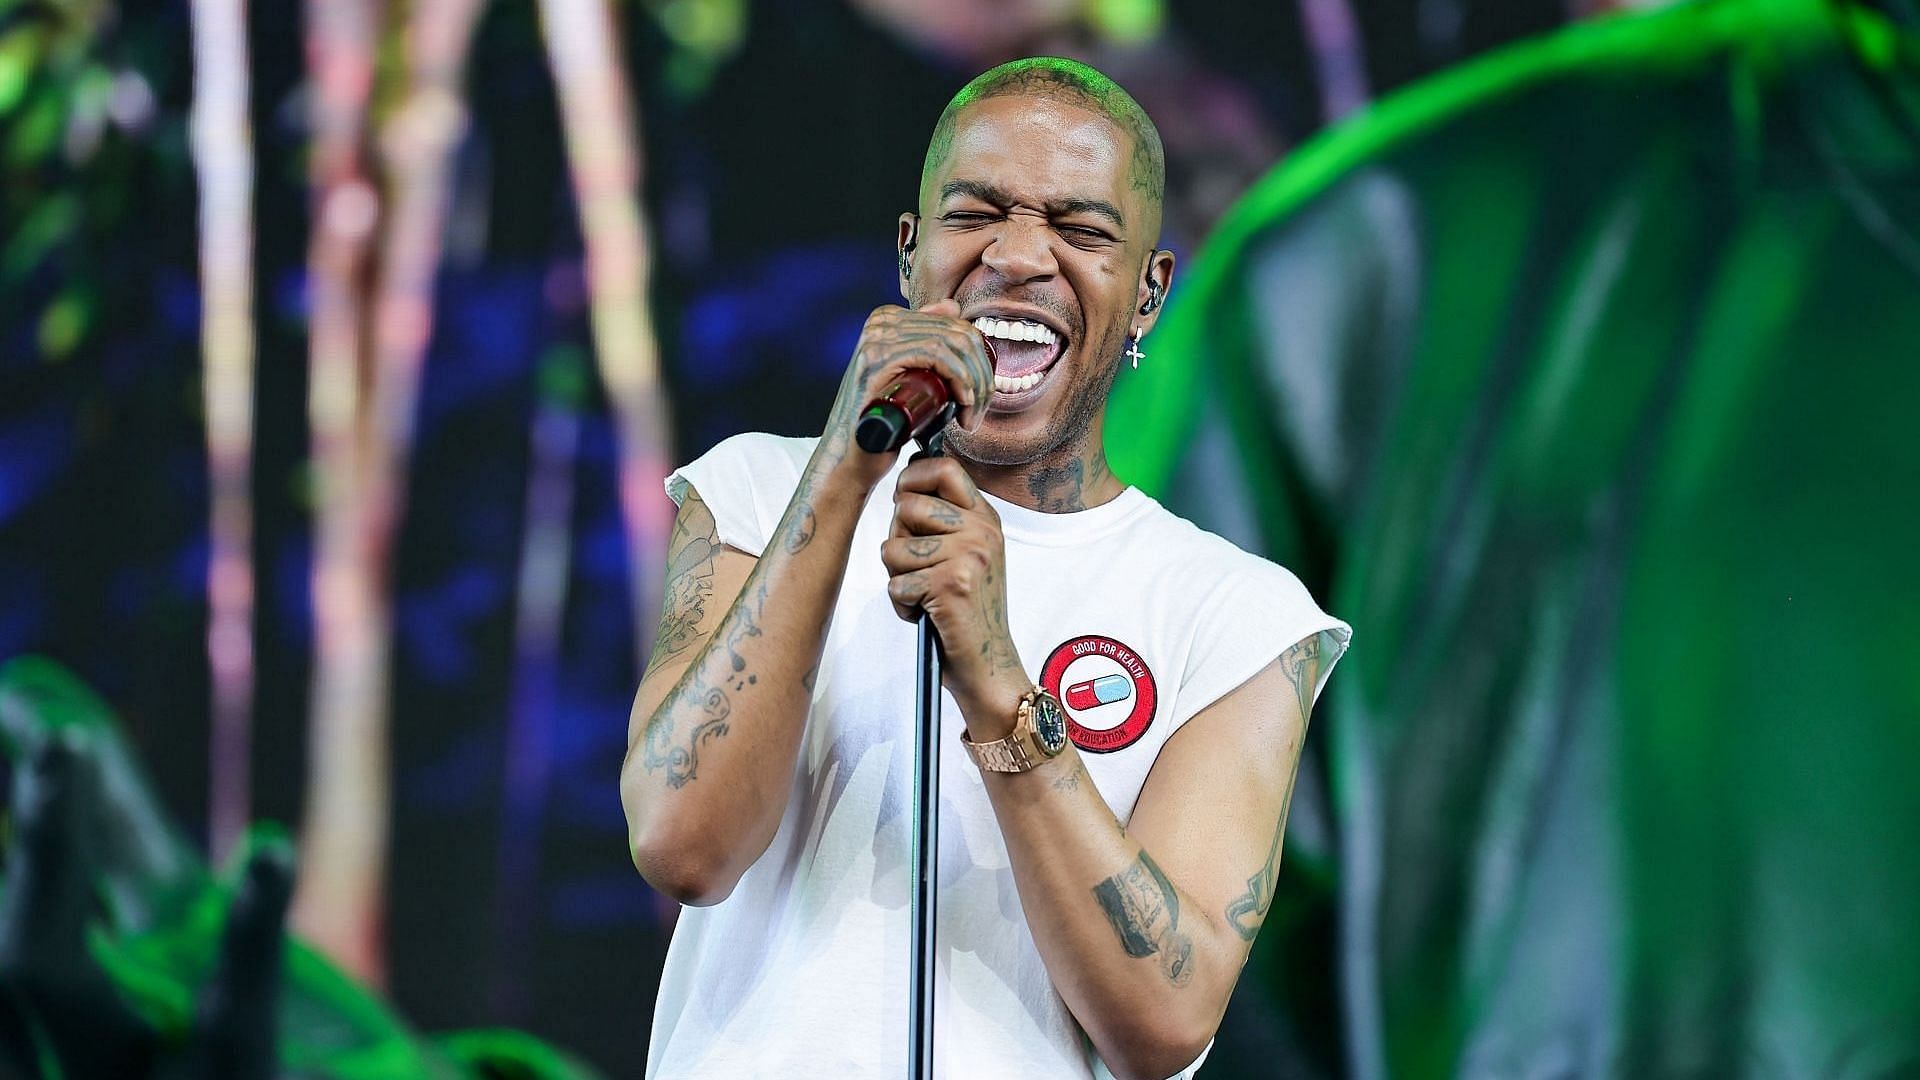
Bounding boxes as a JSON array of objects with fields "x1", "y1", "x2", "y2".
[
  {"x1": 908, "y1": 423, "x2": 948, "y2": 1080},
  {"x1": 852, "y1": 375, "x2": 958, "y2": 1080}
]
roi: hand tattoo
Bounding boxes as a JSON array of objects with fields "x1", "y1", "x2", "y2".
[{"x1": 926, "y1": 500, "x2": 964, "y2": 529}]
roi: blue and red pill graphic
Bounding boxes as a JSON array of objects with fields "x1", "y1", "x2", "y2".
[
  {"x1": 1040, "y1": 635, "x2": 1159, "y2": 753},
  {"x1": 1065, "y1": 673, "x2": 1131, "y2": 711}
]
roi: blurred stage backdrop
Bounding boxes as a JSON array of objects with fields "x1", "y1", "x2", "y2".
[{"x1": 5, "y1": 0, "x2": 1918, "y2": 1076}]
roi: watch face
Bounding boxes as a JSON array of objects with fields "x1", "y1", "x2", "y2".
[{"x1": 1033, "y1": 693, "x2": 1068, "y2": 755}]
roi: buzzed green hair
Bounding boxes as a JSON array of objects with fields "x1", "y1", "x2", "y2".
[{"x1": 919, "y1": 57, "x2": 1166, "y2": 209}]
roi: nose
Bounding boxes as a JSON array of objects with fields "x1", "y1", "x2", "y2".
[{"x1": 981, "y1": 217, "x2": 1057, "y2": 284}]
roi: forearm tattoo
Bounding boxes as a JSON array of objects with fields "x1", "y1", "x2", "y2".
[
  {"x1": 642, "y1": 668, "x2": 732, "y2": 789},
  {"x1": 639, "y1": 464, "x2": 832, "y2": 788},
  {"x1": 782, "y1": 468, "x2": 820, "y2": 556},
  {"x1": 1223, "y1": 630, "x2": 1345, "y2": 941},
  {"x1": 979, "y1": 562, "x2": 1021, "y2": 677},
  {"x1": 641, "y1": 582, "x2": 766, "y2": 786},
  {"x1": 1093, "y1": 850, "x2": 1194, "y2": 987}
]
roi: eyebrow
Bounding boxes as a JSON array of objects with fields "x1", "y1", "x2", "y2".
[{"x1": 939, "y1": 179, "x2": 1126, "y2": 231}]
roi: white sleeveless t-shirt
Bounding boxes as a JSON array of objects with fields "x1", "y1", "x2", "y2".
[{"x1": 645, "y1": 433, "x2": 1350, "y2": 1079}]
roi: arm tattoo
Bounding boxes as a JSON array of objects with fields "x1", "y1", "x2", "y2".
[
  {"x1": 799, "y1": 614, "x2": 830, "y2": 693},
  {"x1": 1224, "y1": 631, "x2": 1338, "y2": 941},
  {"x1": 645, "y1": 493, "x2": 720, "y2": 672},
  {"x1": 1224, "y1": 824, "x2": 1284, "y2": 942},
  {"x1": 1092, "y1": 851, "x2": 1194, "y2": 987},
  {"x1": 637, "y1": 457, "x2": 848, "y2": 789},
  {"x1": 1280, "y1": 631, "x2": 1323, "y2": 723},
  {"x1": 980, "y1": 577, "x2": 1020, "y2": 675},
  {"x1": 641, "y1": 670, "x2": 731, "y2": 789},
  {"x1": 722, "y1": 584, "x2": 767, "y2": 691},
  {"x1": 641, "y1": 585, "x2": 768, "y2": 786},
  {"x1": 781, "y1": 470, "x2": 820, "y2": 555},
  {"x1": 1052, "y1": 759, "x2": 1089, "y2": 794},
  {"x1": 785, "y1": 506, "x2": 817, "y2": 555}
]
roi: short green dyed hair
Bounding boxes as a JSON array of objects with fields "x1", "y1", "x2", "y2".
[{"x1": 919, "y1": 57, "x2": 1166, "y2": 209}]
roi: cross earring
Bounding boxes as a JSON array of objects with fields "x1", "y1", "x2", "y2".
[{"x1": 1125, "y1": 329, "x2": 1145, "y2": 368}]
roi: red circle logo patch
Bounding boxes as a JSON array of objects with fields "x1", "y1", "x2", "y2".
[{"x1": 1040, "y1": 635, "x2": 1158, "y2": 753}]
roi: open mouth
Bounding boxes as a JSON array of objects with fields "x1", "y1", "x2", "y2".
[{"x1": 971, "y1": 315, "x2": 1066, "y2": 397}]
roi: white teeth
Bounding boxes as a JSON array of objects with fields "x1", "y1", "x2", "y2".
[
  {"x1": 992, "y1": 369, "x2": 1046, "y2": 394},
  {"x1": 971, "y1": 316, "x2": 1058, "y2": 346}
]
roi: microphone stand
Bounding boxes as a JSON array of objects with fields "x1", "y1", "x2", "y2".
[
  {"x1": 908, "y1": 413, "x2": 953, "y2": 1080},
  {"x1": 852, "y1": 375, "x2": 957, "y2": 1080}
]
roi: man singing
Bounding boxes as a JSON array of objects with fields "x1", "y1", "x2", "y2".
[{"x1": 624, "y1": 58, "x2": 1349, "y2": 1079}]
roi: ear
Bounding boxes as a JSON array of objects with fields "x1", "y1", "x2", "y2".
[
  {"x1": 1133, "y1": 249, "x2": 1177, "y2": 338},
  {"x1": 897, "y1": 213, "x2": 919, "y2": 300}
]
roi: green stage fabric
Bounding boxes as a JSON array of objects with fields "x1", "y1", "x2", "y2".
[
  {"x1": 0, "y1": 657, "x2": 603, "y2": 1080},
  {"x1": 1109, "y1": 0, "x2": 1920, "y2": 1074}
]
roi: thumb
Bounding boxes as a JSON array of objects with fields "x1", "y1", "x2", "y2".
[{"x1": 919, "y1": 298, "x2": 961, "y2": 318}]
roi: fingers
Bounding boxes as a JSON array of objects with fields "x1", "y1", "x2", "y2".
[
  {"x1": 951, "y1": 322, "x2": 993, "y2": 432},
  {"x1": 886, "y1": 568, "x2": 933, "y2": 622},
  {"x1": 860, "y1": 304, "x2": 993, "y2": 433},
  {"x1": 897, "y1": 454, "x2": 981, "y2": 508},
  {"x1": 915, "y1": 299, "x2": 992, "y2": 429},
  {"x1": 880, "y1": 534, "x2": 949, "y2": 576},
  {"x1": 883, "y1": 466, "x2": 1000, "y2": 625},
  {"x1": 891, "y1": 492, "x2": 968, "y2": 538},
  {"x1": 889, "y1": 458, "x2": 997, "y2": 545}
]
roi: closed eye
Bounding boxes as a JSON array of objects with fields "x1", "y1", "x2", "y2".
[{"x1": 1059, "y1": 225, "x2": 1116, "y2": 246}]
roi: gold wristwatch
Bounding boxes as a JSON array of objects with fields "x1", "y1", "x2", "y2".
[{"x1": 962, "y1": 686, "x2": 1069, "y2": 772}]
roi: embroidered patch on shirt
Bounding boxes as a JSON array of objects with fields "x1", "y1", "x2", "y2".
[{"x1": 1040, "y1": 634, "x2": 1158, "y2": 753}]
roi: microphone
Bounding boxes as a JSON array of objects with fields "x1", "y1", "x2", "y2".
[{"x1": 855, "y1": 369, "x2": 957, "y2": 454}]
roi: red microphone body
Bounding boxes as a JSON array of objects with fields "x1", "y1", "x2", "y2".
[{"x1": 856, "y1": 369, "x2": 956, "y2": 453}]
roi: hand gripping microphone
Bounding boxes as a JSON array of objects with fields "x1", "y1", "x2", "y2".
[{"x1": 854, "y1": 369, "x2": 958, "y2": 453}]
